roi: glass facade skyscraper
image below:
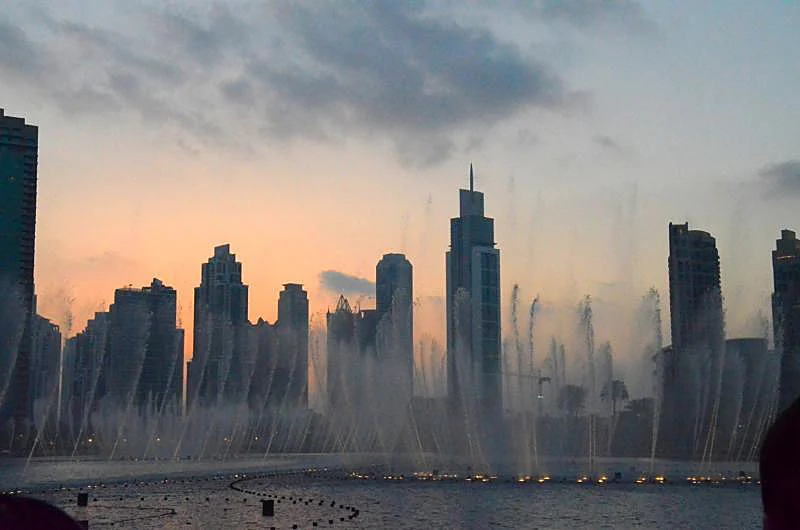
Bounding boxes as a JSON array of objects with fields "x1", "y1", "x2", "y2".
[
  {"x1": 0, "y1": 109, "x2": 38, "y2": 427},
  {"x1": 772, "y1": 229, "x2": 800, "y2": 412},
  {"x1": 446, "y1": 165, "x2": 501, "y2": 414}
]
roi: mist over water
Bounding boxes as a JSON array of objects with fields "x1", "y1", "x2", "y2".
[{"x1": 0, "y1": 267, "x2": 778, "y2": 492}]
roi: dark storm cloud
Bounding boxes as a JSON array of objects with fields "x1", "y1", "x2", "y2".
[
  {"x1": 319, "y1": 270, "x2": 375, "y2": 297},
  {"x1": 0, "y1": 2, "x2": 593, "y2": 166},
  {"x1": 237, "y1": 2, "x2": 574, "y2": 165},
  {"x1": 760, "y1": 160, "x2": 800, "y2": 198}
]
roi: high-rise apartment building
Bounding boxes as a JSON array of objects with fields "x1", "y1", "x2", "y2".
[
  {"x1": 772, "y1": 229, "x2": 800, "y2": 412},
  {"x1": 276, "y1": 283, "x2": 309, "y2": 408},
  {"x1": 326, "y1": 296, "x2": 356, "y2": 411},
  {"x1": 664, "y1": 222, "x2": 725, "y2": 457},
  {"x1": 70, "y1": 311, "x2": 109, "y2": 427},
  {"x1": 106, "y1": 279, "x2": 182, "y2": 410},
  {"x1": 188, "y1": 244, "x2": 249, "y2": 407},
  {"x1": 445, "y1": 165, "x2": 501, "y2": 414},
  {"x1": 29, "y1": 314, "x2": 62, "y2": 411},
  {"x1": 326, "y1": 296, "x2": 380, "y2": 412},
  {"x1": 0, "y1": 109, "x2": 38, "y2": 427},
  {"x1": 376, "y1": 253, "x2": 413, "y2": 403},
  {"x1": 668, "y1": 223, "x2": 724, "y2": 356}
]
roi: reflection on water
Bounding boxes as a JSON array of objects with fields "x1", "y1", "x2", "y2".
[{"x1": 1, "y1": 456, "x2": 762, "y2": 528}]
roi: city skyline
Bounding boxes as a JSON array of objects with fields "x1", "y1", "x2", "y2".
[
  {"x1": 10, "y1": 146, "x2": 800, "y2": 402},
  {"x1": 2, "y1": 102, "x2": 797, "y2": 461},
  {"x1": 1, "y1": 1, "x2": 798, "y2": 395}
]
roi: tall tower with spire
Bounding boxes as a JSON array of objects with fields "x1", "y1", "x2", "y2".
[{"x1": 445, "y1": 165, "x2": 502, "y2": 414}]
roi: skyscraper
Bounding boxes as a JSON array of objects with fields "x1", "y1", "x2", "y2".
[
  {"x1": 326, "y1": 296, "x2": 380, "y2": 412},
  {"x1": 70, "y1": 311, "x2": 109, "y2": 428},
  {"x1": 771, "y1": 229, "x2": 800, "y2": 412},
  {"x1": 0, "y1": 108, "x2": 38, "y2": 428},
  {"x1": 29, "y1": 313, "x2": 62, "y2": 412},
  {"x1": 106, "y1": 278, "x2": 183, "y2": 410},
  {"x1": 664, "y1": 222, "x2": 725, "y2": 457},
  {"x1": 326, "y1": 296, "x2": 356, "y2": 411},
  {"x1": 446, "y1": 165, "x2": 501, "y2": 414},
  {"x1": 668, "y1": 223, "x2": 724, "y2": 357},
  {"x1": 188, "y1": 244, "x2": 249, "y2": 407},
  {"x1": 376, "y1": 253, "x2": 413, "y2": 403},
  {"x1": 276, "y1": 283, "x2": 309, "y2": 408}
]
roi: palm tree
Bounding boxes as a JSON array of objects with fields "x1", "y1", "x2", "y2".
[
  {"x1": 600, "y1": 379, "x2": 630, "y2": 418},
  {"x1": 601, "y1": 379, "x2": 630, "y2": 455},
  {"x1": 559, "y1": 384, "x2": 587, "y2": 418}
]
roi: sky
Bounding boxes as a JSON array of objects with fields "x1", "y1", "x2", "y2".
[{"x1": 1, "y1": 1, "x2": 798, "y2": 398}]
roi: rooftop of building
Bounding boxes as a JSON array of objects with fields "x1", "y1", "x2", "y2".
[
  {"x1": 116, "y1": 278, "x2": 174, "y2": 294},
  {"x1": 379, "y1": 253, "x2": 409, "y2": 262},
  {"x1": 0, "y1": 108, "x2": 38, "y2": 130},
  {"x1": 213, "y1": 244, "x2": 231, "y2": 256},
  {"x1": 670, "y1": 222, "x2": 713, "y2": 237}
]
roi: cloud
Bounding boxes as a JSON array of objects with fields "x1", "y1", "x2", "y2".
[
  {"x1": 319, "y1": 270, "x2": 375, "y2": 297},
  {"x1": 593, "y1": 134, "x2": 626, "y2": 155},
  {"x1": 0, "y1": 2, "x2": 582, "y2": 167},
  {"x1": 516, "y1": 128, "x2": 540, "y2": 147},
  {"x1": 0, "y1": 19, "x2": 47, "y2": 79},
  {"x1": 759, "y1": 160, "x2": 800, "y2": 198},
  {"x1": 510, "y1": 0, "x2": 658, "y2": 34}
]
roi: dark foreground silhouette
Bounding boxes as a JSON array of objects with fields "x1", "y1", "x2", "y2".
[
  {"x1": 0, "y1": 495, "x2": 82, "y2": 529},
  {"x1": 761, "y1": 397, "x2": 800, "y2": 529}
]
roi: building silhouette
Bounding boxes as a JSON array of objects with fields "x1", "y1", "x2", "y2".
[
  {"x1": 245, "y1": 318, "x2": 278, "y2": 409},
  {"x1": 188, "y1": 244, "x2": 249, "y2": 408},
  {"x1": 29, "y1": 312, "x2": 62, "y2": 414},
  {"x1": 106, "y1": 279, "x2": 183, "y2": 410},
  {"x1": 445, "y1": 165, "x2": 502, "y2": 414},
  {"x1": 376, "y1": 253, "x2": 413, "y2": 406},
  {"x1": 663, "y1": 222, "x2": 725, "y2": 458},
  {"x1": 276, "y1": 283, "x2": 309, "y2": 408},
  {"x1": 772, "y1": 229, "x2": 800, "y2": 412},
  {"x1": 69, "y1": 311, "x2": 109, "y2": 428},
  {"x1": 326, "y1": 297, "x2": 380, "y2": 412},
  {"x1": 326, "y1": 296, "x2": 355, "y2": 412},
  {"x1": 720, "y1": 338, "x2": 777, "y2": 460},
  {"x1": 0, "y1": 108, "x2": 38, "y2": 429},
  {"x1": 246, "y1": 284, "x2": 310, "y2": 411}
]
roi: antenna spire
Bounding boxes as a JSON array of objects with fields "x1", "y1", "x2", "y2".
[{"x1": 469, "y1": 163, "x2": 474, "y2": 192}]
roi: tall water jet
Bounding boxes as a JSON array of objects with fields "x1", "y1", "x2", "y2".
[
  {"x1": 451, "y1": 287, "x2": 488, "y2": 472},
  {"x1": 508, "y1": 284, "x2": 532, "y2": 474},
  {"x1": 644, "y1": 288, "x2": 663, "y2": 474},
  {"x1": 578, "y1": 296, "x2": 596, "y2": 474},
  {"x1": 510, "y1": 285, "x2": 523, "y2": 411},
  {"x1": 596, "y1": 342, "x2": 614, "y2": 455},
  {"x1": 528, "y1": 298, "x2": 538, "y2": 379},
  {"x1": 528, "y1": 296, "x2": 540, "y2": 472},
  {"x1": 698, "y1": 290, "x2": 727, "y2": 471},
  {"x1": 0, "y1": 280, "x2": 26, "y2": 450}
]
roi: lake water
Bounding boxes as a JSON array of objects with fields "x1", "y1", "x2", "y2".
[{"x1": 0, "y1": 457, "x2": 762, "y2": 528}]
